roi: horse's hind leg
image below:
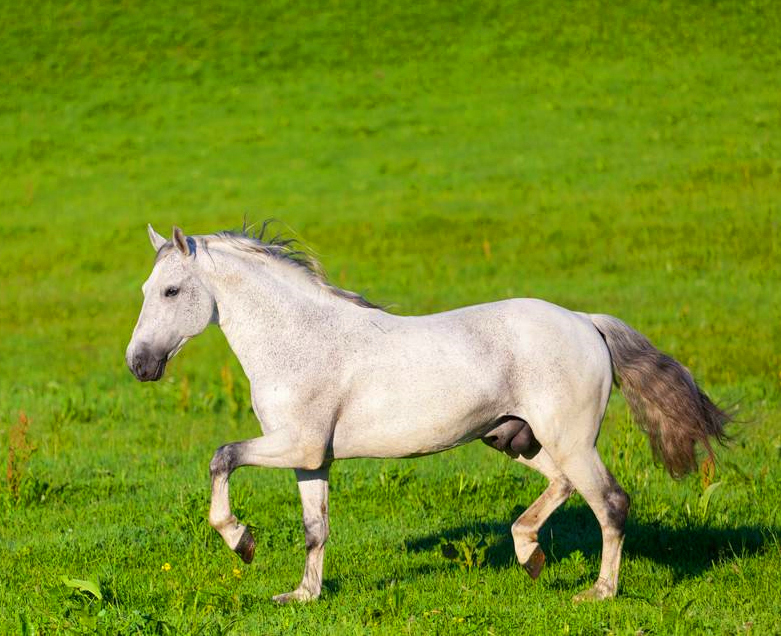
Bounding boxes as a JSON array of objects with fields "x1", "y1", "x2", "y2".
[
  {"x1": 273, "y1": 467, "x2": 330, "y2": 604},
  {"x1": 552, "y1": 445, "x2": 630, "y2": 601},
  {"x1": 512, "y1": 449, "x2": 573, "y2": 579}
]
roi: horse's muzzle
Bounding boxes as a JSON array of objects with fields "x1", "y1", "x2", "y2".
[{"x1": 127, "y1": 346, "x2": 167, "y2": 382}]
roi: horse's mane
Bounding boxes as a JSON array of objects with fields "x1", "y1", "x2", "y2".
[{"x1": 205, "y1": 221, "x2": 381, "y2": 310}]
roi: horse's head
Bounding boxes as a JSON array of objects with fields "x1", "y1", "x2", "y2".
[{"x1": 126, "y1": 225, "x2": 216, "y2": 381}]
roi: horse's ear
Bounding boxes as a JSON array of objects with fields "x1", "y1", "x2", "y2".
[
  {"x1": 172, "y1": 226, "x2": 192, "y2": 257},
  {"x1": 147, "y1": 224, "x2": 167, "y2": 251}
]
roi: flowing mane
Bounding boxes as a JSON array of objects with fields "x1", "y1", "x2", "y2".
[{"x1": 156, "y1": 221, "x2": 381, "y2": 309}]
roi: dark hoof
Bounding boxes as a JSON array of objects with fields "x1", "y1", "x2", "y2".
[
  {"x1": 523, "y1": 544, "x2": 546, "y2": 580},
  {"x1": 234, "y1": 528, "x2": 256, "y2": 564}
]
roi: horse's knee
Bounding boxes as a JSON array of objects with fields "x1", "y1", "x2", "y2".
[
  {"x1": 209, "y1": 444, "x2": 235, "y2": 478},
  {"x1": 298, "y1": 445, "x2": 327, "y2": 471}
]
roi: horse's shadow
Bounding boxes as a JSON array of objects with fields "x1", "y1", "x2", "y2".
[{"x1": 404, "y1": 505, "x2": 776, "y2": 582}]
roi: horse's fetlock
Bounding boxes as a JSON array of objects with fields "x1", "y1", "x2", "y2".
[
  {"x1": 209, "y1": 512, "x2": 236, "y2": 531},
  {"x1": 511, "y1": 518, "x2": 536, "y2": 540}
]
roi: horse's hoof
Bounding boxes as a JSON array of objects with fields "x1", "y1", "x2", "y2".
[
  {"x1": 573, "y1": 580, "x2": 614, "y2": 602},
  {"x1": 522, "y1": 544, "x2": 546, "y2": 580},
  {"x1": 272, "y1": 589, "x2": 315, "y2": 604},
  {"x1": 234, "y1": 527, "x2": 256, "y2": 564}
]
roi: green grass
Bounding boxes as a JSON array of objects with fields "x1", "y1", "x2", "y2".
[{"x1": 1, "y1": 0, "x2": 780, "y2": 633}]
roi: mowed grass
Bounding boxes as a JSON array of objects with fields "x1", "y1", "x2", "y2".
[{"x1": 1, "y1": 0, "x2": 780, "y2": 633}]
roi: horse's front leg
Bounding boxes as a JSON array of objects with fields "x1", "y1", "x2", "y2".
[
  {"x1": 208, "y1": 428, "x2": 326, "y2": 564},
  {"x1": 273, "y1": 467, "x2": 330, "y2": 604}
]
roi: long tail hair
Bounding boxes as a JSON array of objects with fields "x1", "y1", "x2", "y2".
[{"x1": 589, "y1": 314, "x2": 730, "y2": 478}]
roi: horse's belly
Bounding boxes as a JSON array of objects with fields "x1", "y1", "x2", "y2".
[
  {"x1": 331, "y1": 417, "x2": 487, "y2": 459},
  {"x1": 330, "y1": 376, "x2": 509, "y2": 459}
]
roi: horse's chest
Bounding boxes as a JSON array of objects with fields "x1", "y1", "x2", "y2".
[{"x1": 250, "y1": 384, "x2": 297, "y2": 434}]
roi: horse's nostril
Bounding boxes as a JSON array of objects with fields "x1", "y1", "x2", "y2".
[{"x1": 131, "y1": 354, "x2": 149, "y2": 377}]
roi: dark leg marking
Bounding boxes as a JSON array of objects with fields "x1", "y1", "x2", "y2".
[
  {"x1": 209, "y1": 443, "x2": 238, "y2": 478},
  {"x1": 304, "y1": 516, "x2": 327, "y2": 551},
  {"x1": 605, "y1": 486, "x2": 630, "y2": 530}
]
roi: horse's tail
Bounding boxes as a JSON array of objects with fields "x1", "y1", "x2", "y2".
[{"x1": 588, "y1": 313, "x2": 730, "y2": 478}]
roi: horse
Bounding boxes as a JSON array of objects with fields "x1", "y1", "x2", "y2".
[{"x1": 126, "y1": 223, "x2": 729, "y2": 603}]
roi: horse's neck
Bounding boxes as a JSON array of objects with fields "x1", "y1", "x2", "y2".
[{"x1": 200, "y1": 250, "x2": 356, "y2": 384}]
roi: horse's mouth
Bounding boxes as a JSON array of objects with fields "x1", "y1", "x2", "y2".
[
  {"x1": 128, "y1": 338, "x2": 186, "y2": 382},
  {"x1": 148, "y1": 358, "x2": 167, "y2": 381}
]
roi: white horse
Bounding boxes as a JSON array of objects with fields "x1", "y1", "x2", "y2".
[{"x1": 126, "y1": 224, "x2": 729, "y2": 603}]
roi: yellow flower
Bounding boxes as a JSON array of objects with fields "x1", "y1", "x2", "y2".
[
  {"x1": 232, "y1": 568, "x2": 242, "y2": 579},
  {"x1": 161, "y1": 562, "x2": 172, "y2": 572}
]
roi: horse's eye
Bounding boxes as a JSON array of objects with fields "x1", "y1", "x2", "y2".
[{"x1": 164, "y1": 286, "x2": 180, "y2": 298}]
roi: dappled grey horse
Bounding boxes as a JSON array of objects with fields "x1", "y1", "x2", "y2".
[{"x1": 126, "y1": 224, "x2": 729, "y2": 603}]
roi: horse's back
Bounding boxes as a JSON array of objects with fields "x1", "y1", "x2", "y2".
[{"x1": 444, "y1": 298, "x2": 611, "y2": 414}]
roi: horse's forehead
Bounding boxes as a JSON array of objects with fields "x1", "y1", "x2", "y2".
[{"x1": 142, "y1": 255, "x2": 182, "y2": 293}]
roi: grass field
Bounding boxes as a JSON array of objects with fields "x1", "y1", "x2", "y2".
[{"x1": 1, "y1": 0, "x2": 780, "y2": 633}]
